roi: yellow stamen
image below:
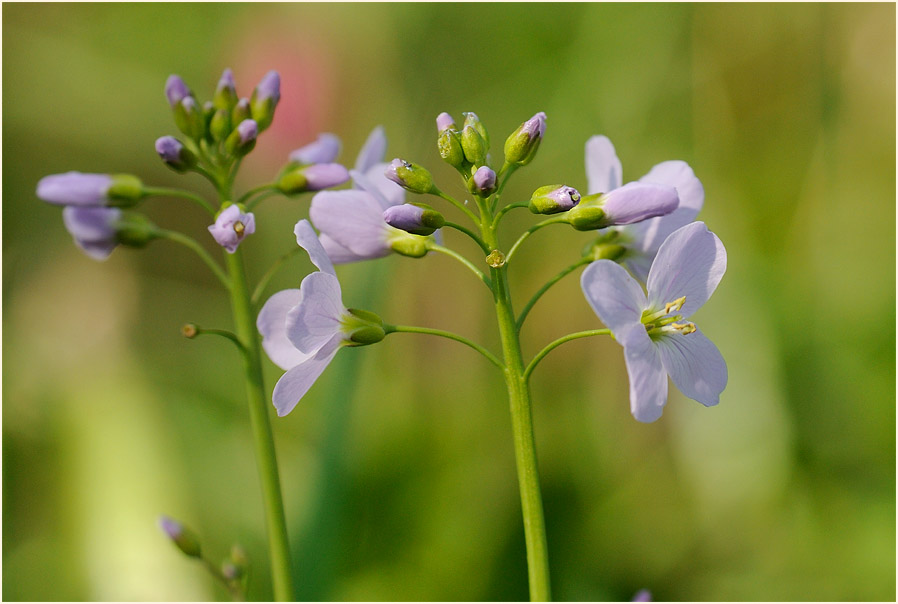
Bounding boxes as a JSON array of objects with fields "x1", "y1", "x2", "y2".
[{"x1": 233, "y1": 221, "x2": 245, "y2": 236}]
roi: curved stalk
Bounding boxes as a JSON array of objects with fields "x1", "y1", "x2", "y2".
[
  {"x1": 504, "y1": 217, "x2": 566, "y2": 264},
  {"x1": 428, "y1": 243, "x2": 493, "y2": 290},
  {"x1": 516, "y1": 257, "x2": 591, "y2": 331},
  {"x1": 144, "y1": 187, "x2": 217, "y2": 215},
  {"x1": 154, "y1": 229, "x2": 231, "y2": 289},
  {"x1": 524, "y1": 329, "x2": 611, "y2": 381},
  {"x1": 385, "y1": 324, "x2": 503, "y2": 369}
]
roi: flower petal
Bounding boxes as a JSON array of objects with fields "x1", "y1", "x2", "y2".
[
  {"x1": 627, "y1": 160, "x2": 704, "y2": 253},
  {"x1": 309, "y1": 190, "x2": 392, "y2": 258},
  {"x1": 293, "y1": 219, "x2": 335, "y2": 275},
  {"x1": 646, "y1": 221, "x2": 726, "y2": 318},
  {"x1": 655, "y1": 327, "x2": 727, "y2": 408},
  {"x1": 319, "y1": 233, "x2": 372, "y2": 264},
  {"x1": 354, "y1": 125, "x2": 387, "y2": 173},
  {"x1": 351, "y1": 166, "x2": 405, "y2": 210},
  {"x1": 257, "y1": 289, "x2": 312, "y2": 371},
  {"x1": 584, "y1": 135, "x2": 623, "y2": 195},
  {"x1": 285, "y1": 272, "x2": 346, "y2": 354},
  {"x1": 272, "y1": 334, "x2": 342, "y2": 416},
  {"x1": 581, "y1": 259, "x2": 647, "y2": 335},
  {"x1": 619, "y1": 324, "x2": 668, "y2": 423}
]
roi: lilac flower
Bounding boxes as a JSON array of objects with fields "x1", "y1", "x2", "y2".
[
  {"x1": 596, "y1": 181, "x2": 679, "y2": 225},
  {"x1": 585, "y1": 135, "x2": 704, "y2": 281},
  {"x1": 580, "y1": 221, "x2": 727, "y2": 422},
  {"x1": 37, "y1": 172, "x2": 112, "y2": 206},
  {"x1": 165, "y1": 75, "x2": 192, "y2": 107},
  {"x1": 289, "y1": 133, "x2": 342, "y2": 165},
  {"x1": 62, "y1": 206, "x2": 122, "y2": 260},
  {"x1": 311, "y1": 127, "x2": 430, "y2": 264},
  {"x1": 208, "y1": 205, "x2": 255, "y2": 253},
  {"x1": 257, "y1": 220, "x2": 384, "y2": 416},
  {"x1": 382, "y1": 203, "x2": 444, "y2": 236}
]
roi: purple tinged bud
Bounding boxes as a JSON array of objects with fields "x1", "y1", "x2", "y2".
[
  {"x1": 165, "y1": 75, "x2": 192, "y2": 107},
  {"x1": 289, "y1": 133, "x2": 342, "y2": 165},
  {"x1": 529, "y1": 184, "x2": 581, "y2": 214},
  {"x1": 303, "y1": 163, "x2": 350, "y2": 190},
  {"x1": 155, "y1": 136, "x2": 196, "y2": 172},
  {"x1": 225, "y1": 119, "x2": 258, "y2": 156},
  {"x1": 471, "y1": 166, "x2": 497, "y2": 196},
  {"x1": 218, "y1": 68, "x2": 235, "y2": 92},
  {"x1": 632, "y1": 590, "x2": 652, "y2": 602},
  {"x1": 236, "y1": 119, "x2": 257, "y2": 145},
  {"x1": 505, "y1": 111, "x2": 546, "y2": 165},
  {"x1": 232, "y1": 98, "x2": 251, "y2": 124},
  {"x1": 385, "y1": 158, "x2": 434, "y2": 194},
  {"x1": 600, "y1": 182, "x2": 679, "y2": 225},
  {"x1": 37, "y1": 172, "x2": 112, "y2": 206},
  {"x1": 383, "y1": 203, "x2": 445, "y2": 236},
  {"x1": 436, "y1": 112, "x2": 456, "y2": 133},
  {"x1": 254, "y1": 70, "x2": 280, "y2": 103},
  {"x1": 61, "y1": 206, "x2": 121, "y2": 260},
  {"x1": 208, "y1": 204, "x2": 255, "y2": 253},
  {"x1": 158, "y1": 515, "x2": 202, "y2": 558}
]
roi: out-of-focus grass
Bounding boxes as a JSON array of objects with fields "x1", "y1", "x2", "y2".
[{"x1": 3, "y1": 3, "x2": 894, "y2": 601}]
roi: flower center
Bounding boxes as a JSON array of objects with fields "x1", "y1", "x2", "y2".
[
  {"x1": 233, "y1": 221, "x2": 245, "y2": 236},
  {"x1": 641, "y1": 296, "x2": 694, "y2": 339}
]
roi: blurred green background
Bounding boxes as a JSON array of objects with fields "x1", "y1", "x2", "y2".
[{"x1": 3, "y1": 3, "x2": 895, "y2": 601}]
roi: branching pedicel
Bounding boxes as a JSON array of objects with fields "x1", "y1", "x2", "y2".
[{"x1": 37, "y1": 70, "x2": 727, "y2": 602}]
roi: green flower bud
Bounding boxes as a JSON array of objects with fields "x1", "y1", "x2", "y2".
[
  {"x1": 342, "y1": 308, "x2": 386, "y2": 346},
  {"x1": 504, "y1": 112, "x2": 546, "y2": 165},
  {"x1": 106, "y1": 174, "x2": 145, "y2": 207},
  {"x1": 224, "y1": 120, "x2": 258, "y2": 157},
  {"x1": 463, "y1": 112, "x2": 490, "y2": 149},
  {"x1": 388, "y1": 231, "x2": 430, "y2": 258},
  {"x1": 461, "y1": 125, "x2": 487, "y2": 166},
  {"x1": 385, "y1": 159, "x2": 435, "y2": 194},
  {"x1": 173, "y1": 97, "x2": 205, "y2": 141},
  {"x1": 232, "y1": 98, "x2": 251, "y2": 126},
  {"x1": 565, "y1": 204, "x2": 607, "y2": 231},
  {"x1": 438, "y1": 129, "x2": 466, "y2": 168},
  {"x1": 210, "y1": 109, "x2": 231, "y2": 143},
  {"x1": 528, "y1": 184, "x2": 581, "y2": 215},
  {"x1": 114, "y1": 212, "x2": 158, "y2": 248},
  {"x1": 158, "y1": 516, "x2": 202, "y2": 559},
  {"x1": 213, "y1": 69, "x2": 238, "y2": 112}
]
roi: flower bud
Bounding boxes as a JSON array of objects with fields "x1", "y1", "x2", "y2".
[
  {"x1": 289, "y1": 133, "x2": 341, "y2": 165},
  {"x1": 599, "y1": 182, "x2": 679, "y2": 226},
  {"x1": 388, "y1": 232, "x2": 430, "y2": 258},
  {"x1": 385, "y1": 159, "x2": 434, "y2": 194},
  {"x1": 277, "y1": 163, "x2": 350, "y2": 194},
  {"x1": 225, "y1": 119, "x2": 258, "y2": 157},
  {"x1": 164, "y1": 75, "x2": 192, "y2": 107},
  {"x1": 232, "y1": 98, "x2": 251, "y2": 126},
  {"x1": 383, "y1": 203, "x2": 445, "y2": 236},
  {"x1": 174, "y1": 96, "x2": 205, "y2": 140},
  {"x1": 469, "y1": 166, "x2": 497, "y2": 197},
  {"x1": 158, "y1": 515, "x2": 202, "y2": 558},
  {"x1": 213, "y1": 68, "x2": 238, "y2": 111},
  {"x1": 565, "y1": 204, "x2": 607, "y2": 231},
  {"x1": 114, "y1": 211, "x2": 159, "y2": 248},
  {"x1": 222, "y1": 562, "x2": 243, "y2": 581},
  {"x1": 61, "y1": 206, "x2": 122, "y2": 260},
  {"x1": 504, "y1": 111, "x2": 546, "y2": 165},
  {"x1": 208, "y1": 204, "x2": 255, "y2": 253},
  {"x1": 250, "y1": 70, "x2": 280, "y2": 131},
  {"x1": 106, "y1": 174, "x2": 145, "y2": 206},
  {"x1": 209, "y1": 109, "x2": 231, "y2": 142},
  {"x1": 155, "y1": 136, "x2": 197, "y2": 172},
  {"x1": 437, "y1": 129, "x2": 466, "y2": 168},
  {"x1": 461, "y1": 125, "x2": 487, "y2": 166},
  {"x1": 529, "y1": 184, "x2": 581, "y2": 214},
  {"x1": 463, "y1": 112, "x2": 489, "y2": 148},
  {"x1": 342, "y1": 308, "x2": 386, "y2": 345},
  {"x1": 38, "y1": 172, "x2": 113, "y2": 206},
  {"x1": 436, "y1": 112, "x2": 456, "y2": 133}
]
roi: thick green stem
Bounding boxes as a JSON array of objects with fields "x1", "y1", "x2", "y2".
[
  {"x1": 490, "y1": 266, "x2": 552, "y2": 601},
  {"x1": 225, "y1": 250, "x2": 295, "y2": 601}
]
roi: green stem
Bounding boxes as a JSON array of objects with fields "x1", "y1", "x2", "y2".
[
  {"x1": 443, "y1": 221, "x2": 491, "y2": 253},
  {"x1": 155, "y1": 229, "x2": 231, "y2": 289},
  {"x1": 385, "y1": 324, "x2": 503, "y2": 369},
  {"x1": 237, "y1": 183, "x2": 277, "y2": 207},
  {"x1": 144, "y1": 187, "x2": 217, "y2": 215},
  {"x1": 490, "y1": 265, "x2": 552, "y2": 601},
  {"x1": 436, "y1": 190, "x2": 481, "y2": 225},
  {"x1": 225, "y1": 250, "x2": 295, "y2": 601},
  {"x1": 505, "y1": 217, "x2": 565, "y2": 264},
  {"x1": 250, "y1": 246, "x2": 305, "y2": 308},
  {"x1": 247, "y1": 190, "x2": 279, "y2": 211},
  {"x1": 428, "y1": 243, "x2": 493, "y2": 290},
  {"x1": 524, "y1": 329, "x2": 611, "y2": 381},
  {"x1": 516, "y1": 257, "x2": 591, "y2": 331},
  {"x1": 184, "y1": 325, "x2": 245, "y2": 352},
  {"x1": 492, "y1": 202, "x2": 529, "y2": 228}
]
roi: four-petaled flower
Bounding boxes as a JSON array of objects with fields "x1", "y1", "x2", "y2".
[
  {"x1": 62, "y1": 206, "x2": 122, "y2": 260},
  {"x1": 257, "y1": 220, "x2": 384, "y2": 416},
  {"x1": 581, "y1": 221, "x2": 727, "y2": 422},
  {"x1": 585, "y1": 135, "x2": 704, "y2": 281},
  {"x1": 208, "y1": 204, "x2": 256, "y2": 253}
]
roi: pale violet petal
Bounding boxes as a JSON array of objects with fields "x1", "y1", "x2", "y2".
[
  {"x1": 656, "y1": 327, "x2": 727, "y2": 408},
  {"x1": 319, "y1": 233, "x2": 371, "y2": 264},
  {"x1": 628, "y1": 160, "x2": 704, "y2": 252},
  {"x1": 285, "y1": 272, "x2": 346, "y2": 354},
  {"x1": 646, "y1": 222, "x2": 726, "y2": 318},
  {"x1": 619, "y1": 324, "x2": 668, "y2": 423},
  {"x1": 293, "y1": 219, "x2": 335, "y2": 275},
  {"x1": 272, "y1": 334, "x2": 343, "y2": 417},
  {"x1": 257, "y1": 289, "x2": 311, "y2": 371},
  {"x1": 363, "y1": 162, "x2": 405, "y2": 208},
  {"x1": 584, "y1": 135, "x2": 623, "y2": 195},
  {"x1": 580, "y1": 260, "x2": 647, "y2": 336},
  {"x1": 621, "y1": 251, "x2": 654, "y2": 284},
  {"x1": 309, "y1": 189, "x2": 392, "y2": 258},
  {"x1": 354, "y1": 125, "x2": 387, "y2": 173}
]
